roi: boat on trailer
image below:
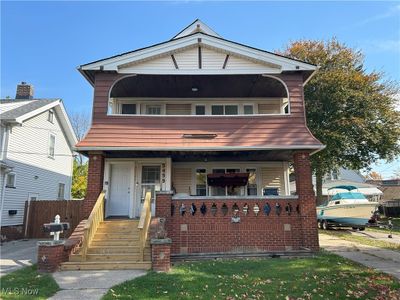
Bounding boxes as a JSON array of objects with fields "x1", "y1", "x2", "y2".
[{"x1": 316, "y1": 185, "x2": 379, "y2": 230}]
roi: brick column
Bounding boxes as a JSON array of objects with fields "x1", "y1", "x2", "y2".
[
  {"x1": 155, "y1": 192, "x2": 173, "y2": 219},
  {"x1": 37, "y1": 241, "x2": 66, "y2": 272},
  {"x1": 83, "y1": 152, "x2": 105, "y2": 218},
  {"x1": 293, "y1": 152, "x2": 319, "y2": 251},
  {"x1": 151, "y1": 238, "x2": 172, "y2": 272}
]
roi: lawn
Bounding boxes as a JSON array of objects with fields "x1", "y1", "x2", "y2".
[
  {"x1": 103, "y1": 252, "x2": 400, "y2": 300},
  {"x1": 320, "y1": 229, "x2": 400, "y2": 252},
  {"x1": 0, "y1": 265, "x2": 59, "y2": 300},
  {"x1": 367, "y1": 217, "x2": 400, "y2": 234}
]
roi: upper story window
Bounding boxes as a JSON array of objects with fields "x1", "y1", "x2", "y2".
[
  {"x1": 48, "y1": 134, "x2": 56, "y2": 159},
  {"x1": 146, "y1": 105, "x2": 162, "y2": 115},
  {"x1": 121, "y1": 104, "x2": 137, "y2": 114},
  {"x1": 58, "y1": 183, "x2": 65, "y2": 200},
  {"x1": 244, "y1": 105, "x2": 254, "y2": 115},
  {"x1": 6, "y1": 173, "x2": 16, "y2": 188},
  {"x1": 195, "y1": 105, "x2": 206, "y2": 115},
  {"x1": 48, "y1": 110, "x2": 54, "y2": 123},
  {"x1": 211, "y1": 105, "x2": 238, "y2": 115}
]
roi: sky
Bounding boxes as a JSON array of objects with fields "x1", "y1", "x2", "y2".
[{"x1": 1, "y1": 1, "x2": 399, "y2": 178}]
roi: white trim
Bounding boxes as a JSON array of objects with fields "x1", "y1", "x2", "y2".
[
  {"x1": 81, "y1": 32, "x2": 317, "y2": 73},
  {"x1": 173, "y1": 20, "x2": 221, "y2": 39}
]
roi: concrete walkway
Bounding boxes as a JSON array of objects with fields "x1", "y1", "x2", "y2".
[
  {"x1": 352, "y1": 229, "x2": 400, "y2": 244},
  {"x1": 49, "y1": 270, "x2": 146, "y2": 300},
  {"x1": 319, "y1": 233, "x2": 400, "y2": 280},
  {"x1": 0, "y1": 239, "x2": 39, "y2": 277}
]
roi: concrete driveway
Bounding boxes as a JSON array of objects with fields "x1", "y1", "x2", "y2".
[
  {"x1": 0, "y1": 239, "x2": 39, "y2": 277},
  {"x1": 319, "y1": 233, "x2": 400, "y2": 280}
]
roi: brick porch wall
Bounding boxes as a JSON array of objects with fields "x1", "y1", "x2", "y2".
[
  {"x1": 83, "y1": 152, "x2": 105, "y2": 218},
  {"x1": 155, "y1": 151, "x2": 319, "y2": 254}
]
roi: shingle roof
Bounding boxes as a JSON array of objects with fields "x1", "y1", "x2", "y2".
[{"x1": 0, "y1": 99, "x2": 59, "y2": 121}]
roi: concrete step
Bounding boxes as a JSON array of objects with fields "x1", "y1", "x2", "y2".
[{"x1": 60, "y1": 261, "x2": 152, "y2": 271}]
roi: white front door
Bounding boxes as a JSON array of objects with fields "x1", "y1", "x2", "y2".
[
  {"x1": 107, "y1": 164, "x2": 133, "y2": 217},
  {"x1": 135, "y1": 165, "x2": 161, "y2": 217}
]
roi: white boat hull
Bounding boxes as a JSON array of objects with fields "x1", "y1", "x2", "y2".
[{"x1": 316, "y1": 203, "x2": 378, "y2": 226}]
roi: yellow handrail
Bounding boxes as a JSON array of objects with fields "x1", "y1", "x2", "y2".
[
  {"x1": 138, "y1": 191, "x2": 152, "y2": 261},
  {"x1": 81, "y1": 191, "x2": 105, "y2": 261}
]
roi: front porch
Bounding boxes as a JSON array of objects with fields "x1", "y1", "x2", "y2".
[{"x1": 82, "y1": 150, "x2": 318, "y2": 259}]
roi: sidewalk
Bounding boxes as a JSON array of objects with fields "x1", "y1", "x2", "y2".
[
  {"x1": 0, "y1": 239, "x2": 38, "y2": 277},
  {"x1": 319, "y1": 233, "x2": 400, "y2": 280},
  {"x1": 49, "y1": 270, "x2": 146, "y2": 300}
]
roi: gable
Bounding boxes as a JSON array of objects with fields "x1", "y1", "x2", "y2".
[{"x1": 118, "y1": 45, "x2": 282, "y2": 74}]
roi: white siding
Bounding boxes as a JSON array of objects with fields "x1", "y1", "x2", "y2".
[
  {"x1": 261, "y1": 165, "x2": 285, "y2": 195},
  {"x1": 173, "y1": 47, "x2": 199, "y2": 70},
  {"x1": 120, "y1": 55, "x2": 175, "y2": 72},
  {"x1": 226, "y1": 55, "x2": 272, "y2": 71},
  {"x1": 201, "y1": 47, "x2": 227, "y2": 70},
  {"x1": 172, "y1": 167, "x2": 192, "y2": 194},
  {"x1": 1, "y1": 109, "x2": 73, "y2": 226}
]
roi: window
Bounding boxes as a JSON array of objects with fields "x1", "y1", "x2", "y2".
[
  {"x1": 146, "y1": 105, "x2": 162, "y2": 115},
  {"x1": 121, "y1": 104, "x2": 136, "y2": 114},
  {"x1": 225, "y1": 105, "x2": 238, "y2": 115},
  {"x1": 196, "y1": 169, "x2": 207, "y2": 196},
  {"x1": 247, "y1": 168, "x2": 257, "y2": 195},
  {"x1": 212, "y1": 105, "x2": 239, "y2": 115},
  {"x1": 195, "y1": 105, "x2": 206, "y2": 115},
  {"x1": 48, "y1": 110, "x2": 54, "y2": 123},
  {"x1": 57, "y1": 183, "x2": 65, "y2": 200},
  {"x1": 211, "y1": 105, "x2": 224, "y2": 115},
  {"x1": 210, "y1": 168, "x2": 243, "y2": 196},
  {"x1": 49, "y1": 134, "x2": 55, "y2": 158},
  {"x1": 244, "y1": 105, "x2": 254, "y2": 115},
  {"x1": 6, "y1": 173, "x2": 16, "y2": 188}
]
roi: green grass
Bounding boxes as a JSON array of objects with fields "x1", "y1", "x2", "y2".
[
  {"x1": 321, "y1": 229, "x2": 400, "y2": 252},
  {"x1": 367, "y1": 217, "x2": 400, "y2": 234},
  {"x1": 103, "y1": 252, "x2": 400, "y2": 300},
  {"x1": 0, "y1": 265, "x2": 59, "y2": 300}
]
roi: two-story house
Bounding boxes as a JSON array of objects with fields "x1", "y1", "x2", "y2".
[
  {"x1": 64, "y1": 20, "x2": 324, "y2": 270},
  {"x1": 0, "y1": 82, "x2": 77, "y2": 241}
]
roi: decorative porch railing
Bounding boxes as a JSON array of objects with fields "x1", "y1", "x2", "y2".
[
  {"x1": 81, "y1": 191, "x2": 105, "y2": 261},
  {"x1": 138, "y1": 191, "x2": 152, "y2": 261}
]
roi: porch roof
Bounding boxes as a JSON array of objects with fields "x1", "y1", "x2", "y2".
[{"x1": 75, "y1": 115, "x2": 323, "y2": 152}]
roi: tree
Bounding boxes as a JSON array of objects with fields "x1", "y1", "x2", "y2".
[
  {"x1": 71, "y1": 160, "x2": 88, "y2": 199},
  {"x1": 70, "y1": 111, "x2": 90, "y2": 165},
  {"x1": 280, "y1": 38, "x2": 400, "y2": 204},
  {"x1": 367, "y1": 171, "x2": 383, "y2": 181},
  {"x1": 70, "y1": 111, "x2": 90, "y2": 198}
]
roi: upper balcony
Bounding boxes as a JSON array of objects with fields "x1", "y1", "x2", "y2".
[{"x1": 108, "y1": 74, "x2": 289, "y2": 117}]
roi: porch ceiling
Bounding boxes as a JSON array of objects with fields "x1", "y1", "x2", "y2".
[
  {"x1": 110, "y1": 74, "x2": 287, "y2": 98},
  {"x1": 100, "y1": 150, "x2": 299, "y2": 161}
]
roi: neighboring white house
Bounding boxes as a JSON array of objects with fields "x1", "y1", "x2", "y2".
[
  {"x1": 0, "y1": 82, "x2": 77, "y2": 238},
  {"x1": 291, "y1": 167, "x2": 383, "y2": 201}
]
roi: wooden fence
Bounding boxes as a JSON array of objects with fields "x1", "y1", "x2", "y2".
[{"x1": 23, "y1": 200, "x2": 84, "y2": 239}]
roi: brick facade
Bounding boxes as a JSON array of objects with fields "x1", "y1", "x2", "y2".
[
  {"x1": 151, "y1": 239, "x2": 172, "y2": 272},
  {"x1": 153, "y1": 152, "x2": 319, "y2": 255},
  {"x1": 83, "y1": 152, "x2": 105, "y2": 217},
  {"x1": 37, "y1": 241, "x2": 66, "y2": 272},
  {"x1": 293, "y1": 152, "x2": 319, "y2": 251}
]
